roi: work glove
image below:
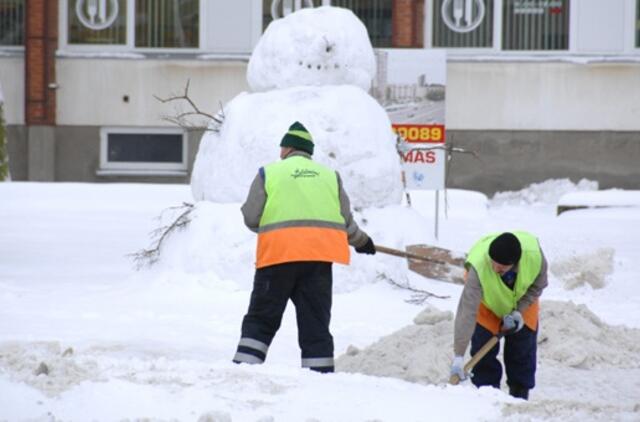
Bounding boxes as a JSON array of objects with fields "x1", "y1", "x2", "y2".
[
  {"x1": 502, "y1": 310, "x2": 524, "y2": 333},
  {"x1": 450, "y1": 355, "x2": 468, "y2": 381},
  {"x1": 355, "y1": 236, "x2": 376, "y2": 255}
]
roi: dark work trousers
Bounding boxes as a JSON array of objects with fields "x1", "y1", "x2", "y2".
[
  {"x1": 233, "y1": 261, "x2": 334, "y2": 373},
  {"x1": 470, "y1": 323, "x2": 538, "y2": 391}
]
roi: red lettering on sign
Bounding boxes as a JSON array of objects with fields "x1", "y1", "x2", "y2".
[{"x1": 401, "y1": 150, "x2": 436, "y2": 164}]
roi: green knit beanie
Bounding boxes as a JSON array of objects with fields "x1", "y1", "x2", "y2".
[{"x1": 280, "y1": 121, "x2": 314, "y2": 155}]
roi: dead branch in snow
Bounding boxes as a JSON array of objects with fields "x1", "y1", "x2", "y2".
[
  {"x1": 154, "y1": 79, "x2": 225, "y2": 132},
  {"x1": 376, "y1": 272, "x2": 450, "y2": 304},
  {"x1": 129, "y1": 202, "x2": 195, "y2": 269}
]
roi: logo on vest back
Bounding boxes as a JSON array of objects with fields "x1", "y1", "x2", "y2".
[{"x1": 291, "y1": 169, "x2": 320, "y2": 179}]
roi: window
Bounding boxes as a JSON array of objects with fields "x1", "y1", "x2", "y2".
[
  {"x1": 262, "y1": 0, "x2": 399, "y2": 48},
  {"x1": 0, "y1": 0, "x2": 24, "y2": 46},
  {"x1": 636, "y1": 0, "x2": 640, "y2": 48},
  {"x1": 135, "y1": 0, "x2": 199, "y2": 48},
  {"x1": 69, "y1": 0, "x2": 126, "y2": 45},
  {"x1": 432, "y1": 0, "x2": 494, "y2": 48},
  {"x1": 502, "y1": 0, "x2": 569, "y2": 50},
  {"x1": 331, "y1": 0, "x2": 394, "y2": 47},
  {"x1": 100, "y1": 128, "x2": 187, "y2": 174},
  {"x1": 66, "y1": 0, "x2": 199, "y2": 48}
]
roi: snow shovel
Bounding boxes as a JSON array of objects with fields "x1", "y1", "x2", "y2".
[
  {"x1": 448, "y1": 328, "x2": 517, "y2": 385},
  {"x1": 375, "y1": 244, "x2": 466, "y2": 285}
]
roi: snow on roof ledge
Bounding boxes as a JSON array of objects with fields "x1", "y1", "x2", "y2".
[
  {"x1": 557, "y1": 190, "x2": 640, "y2": 215},
  {"x1": 447, "y1": 54, "x2": 640, "y2": 64}
]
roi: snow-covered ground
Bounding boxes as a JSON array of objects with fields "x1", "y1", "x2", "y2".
[{"x1": 1, "y1": 180, "x2": 639, "y2": 421}]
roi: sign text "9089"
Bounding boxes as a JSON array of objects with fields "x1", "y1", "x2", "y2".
[{"x1": 392, "y1": 124, "x2": 445, "y2": 143}]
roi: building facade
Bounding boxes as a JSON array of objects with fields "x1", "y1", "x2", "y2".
[{"x1": 0, "y1": 0, "x2": 639, "y2": 193}]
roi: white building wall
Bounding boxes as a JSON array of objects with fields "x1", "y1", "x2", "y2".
[
  {"x1": 447, "y1": 60, "x2": 640, "y2": 131},
  {"x1": 0, "y1": 58, "x2": 24, "y2": 125},
  {"x1": 55, "y1": 59, "x2": 250, "y2": 126}
]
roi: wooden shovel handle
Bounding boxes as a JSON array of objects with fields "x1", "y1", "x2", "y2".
[
  {"x1": 375, "y1": 245, "x2": 448, "y2": 266},
  {"x1": 449, "y1": 336, "x2": 500, "y2": 385}
]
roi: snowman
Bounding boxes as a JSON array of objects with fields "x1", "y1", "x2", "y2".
[{"x1": 191, "y1": 6, "x2": 403, "y2": 209}]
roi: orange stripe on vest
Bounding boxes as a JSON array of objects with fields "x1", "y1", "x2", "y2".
[
  {"x1": 477, "y1": 301, "x2": 539, "y2": 335},
  {"x1": 256, "y1": 226, "x2": 350, "y2": 268}
]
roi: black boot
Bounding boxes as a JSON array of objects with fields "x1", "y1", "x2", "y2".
[{"x1": 509, "y1": 384, "x2": 529, "y2": 400}]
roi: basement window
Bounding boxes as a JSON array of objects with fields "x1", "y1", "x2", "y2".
[{"x1": 99, "y1": 128, "x2": 187, "y2": 175}]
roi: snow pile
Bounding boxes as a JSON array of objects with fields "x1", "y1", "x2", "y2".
[
  {"x1": 538, "y1": 300, "x2": 640, "y2": 369},
  {"x1": 490, "y1": 178, "x2": 598, "y2": 207},
  {"x1": 550, "y1": 248, "x2": 615, "y2": 290},
  {"x1": 337, "y1": 300, "x2": 640, "y2": 384},
  {"x1": 0, "y1": 342, "x2": 98, "y2": 396},
  {"x1": 247, "y1": 6, "x2": 375, "y2": 92},
  {"x1": 190, "y1": 85, "x2": 402, "y2": 208},
  {"x1": 336, "y1": 304, "x2": 453, "y2": 384},
  {"x1": 152, "y1": 201, "x2": 429, "y2": 293}
]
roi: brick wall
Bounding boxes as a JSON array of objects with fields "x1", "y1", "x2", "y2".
[
  {"x1": 392, "y1": 0, "x2": 424, "y2": 48},
  {"x1": 25, "y1": 0, "x2": 58, "y2": 125}
]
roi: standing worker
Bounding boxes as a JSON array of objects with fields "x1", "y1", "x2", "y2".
[
  {"x1": 233, "y1": 121, "x2": 376, "y2": 373},
  {"x1": 450, "y1": 231, "x2": 548, "y2": 399}
]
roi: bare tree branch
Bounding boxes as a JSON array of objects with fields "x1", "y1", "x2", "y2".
[
  {"x1": 129, "y1": 202, "x2": 195, "y2": 269},
  {"x1": 154, "y1": 79, "x2": 225, "y2": 132},
  {"x1": 376, "y1": 272, "x2": 450, "y2": 303}
]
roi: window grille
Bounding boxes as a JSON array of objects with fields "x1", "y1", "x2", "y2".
[
  {"x1": 0, "y1": 0, "x2": 24, "y2": 46},
  {"x1": 135, "y1": 0, "x2": 199, "y2": 48},
  {"x1": 502, "y1": 0, "x2": 569, "y2": 50},
  {"x1": 432, "y1": 0, "x2": 494, "y2": 48}
]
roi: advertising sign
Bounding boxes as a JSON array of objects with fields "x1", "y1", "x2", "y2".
[{"x1": 372, "y1": 49, "x2": 447, "y2": 190}]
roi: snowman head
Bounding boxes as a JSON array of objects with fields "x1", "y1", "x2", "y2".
[{"x1": 247, "y1": 6, "x2": 376, "y2": 92}]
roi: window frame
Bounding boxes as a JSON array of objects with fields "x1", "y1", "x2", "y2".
[
  {"x1": 424, "y1": 0, "x2": 588, "y2": 55},
  {"x1": 98, "y1": 126, "x2": 188, "y2": 175},
  {"x1": 59, "y1": 0, "x2": 204, "y2": 53}
]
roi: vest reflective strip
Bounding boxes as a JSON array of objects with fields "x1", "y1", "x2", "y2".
[
  {"x1": 238, "y1": 338, "x2": 269, "y2": 354},
  {"x1": 257, "y1": 226, "x2": 349, "y2": 268},
  {"x1": 259, "y1": 219, "x2": 347, "y2": 233},
  {"x1": 301, "y1": 357, "x2": 334, "y2": 368},
  {"x1": 233, "y1": 352, "x2": 264, "y2": 364}
]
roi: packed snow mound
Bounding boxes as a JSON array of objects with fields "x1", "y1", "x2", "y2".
[
  {"x1": 337, "y1": 300, "x2": 640, "y2": 383},
  {"x1": 191, "y1": 85, "x2": 403, "y2": 208},
  {"x1": 336, "y1": 304, "x2": 454, "y2": 384},
  {"x1": 550, "y1": 248, "x2": 615, "y2": 290},
  {"x1": 537, "y1": 300, "x2": 640, "y2": 369},
  {"x1": 0, "y1": 342, "x2": 98, "y2": 396},
  {"x1": 490, "y1": 178, "x2": 598, "y2": 207},
  {"x1": 247, "y1": 6, "x2": 376, "y2": 92},
  {"x1": 151, "y1": 202, "x2": 427, "y2": 294}
]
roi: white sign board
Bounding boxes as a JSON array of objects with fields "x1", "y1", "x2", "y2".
[{"x1": 372, "y1": 49, "x2": 447, "y2": 190}]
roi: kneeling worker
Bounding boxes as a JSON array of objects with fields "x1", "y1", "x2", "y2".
[{"x1": 450, "y1": 231, "x2": 548, "y2": 399}]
